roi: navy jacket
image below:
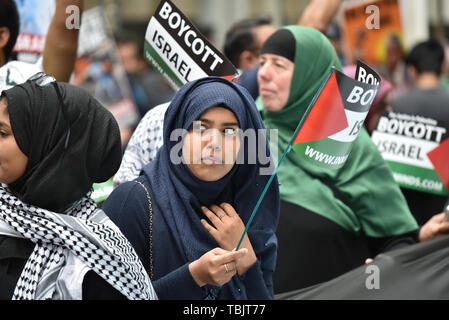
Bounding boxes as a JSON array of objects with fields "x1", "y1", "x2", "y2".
[{"x1": 103, "y1": 175, "x2": 277, "y2": 300}]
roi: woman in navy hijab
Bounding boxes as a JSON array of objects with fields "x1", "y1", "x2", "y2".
[{"x1": 103, "y1": 77, "x2": 280, "y2": 299}]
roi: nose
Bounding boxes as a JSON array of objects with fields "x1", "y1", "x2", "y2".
[
  {"x1": 258, "y1": 62, "x2": 272, "y2": 82},
  {"x1": 206, "y1": 129, "x2": 222, "y2": 151}
]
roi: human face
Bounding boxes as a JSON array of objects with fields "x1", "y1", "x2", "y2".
[
  {"x1": 117, "y1": 42, "x2": 140, "y2": 74},
  {"x1": 0, "y1": 97, "x2": 28, "y2": 184},
  {"x1": 182, "y1": 107, "x2": 240, "y2": 182},
  {"x1": 257, "y1": 53, "x2": 294, "y2": 112}
]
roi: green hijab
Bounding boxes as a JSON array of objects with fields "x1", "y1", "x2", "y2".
[{"x1": 256, "y1": 26, "x2": 417, "y2": 237}]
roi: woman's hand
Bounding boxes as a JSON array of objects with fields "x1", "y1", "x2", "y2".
[
  {"x1": 419, "y1": 212, "x2": 449, "y2": 242},
  {"x1": 188, "y1": 247, "x2": 248, "y2": 287},
  {"x1": 200, "y1": 203, "x2": 257, "y2": 275}
]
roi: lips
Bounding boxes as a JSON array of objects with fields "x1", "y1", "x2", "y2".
[
  {"x1": 202, "y1": 156, "x2": 222, "y2": 165},
  {"x1": 259, "y1": 87, "x2": 276, "y2": 96}
]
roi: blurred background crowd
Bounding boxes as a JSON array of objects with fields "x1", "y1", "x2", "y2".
[
  {"x1": 5, "y1": 0, "x2": 449, "y2": 226},
  {"x1": 9, "y1": 0, "x2": 449, "y2": 147}
]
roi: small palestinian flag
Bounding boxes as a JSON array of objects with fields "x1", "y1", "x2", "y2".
[
  {"x1": 427, "y1": 137, "x2": 449, "y2": 194},
  {"x1": 291, "y1": 61, "x2": 380, "y2": 169}
]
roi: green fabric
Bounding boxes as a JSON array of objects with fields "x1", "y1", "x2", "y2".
[
  {"x1": 440, "y1": 76, "x2": 449, "y2": 89},
  {"x1": 92, "y1": 179, "x2": 114, "y2": 204},
  {"x1": 256, "y1": 26, "x2": 418, "y2": 237}
]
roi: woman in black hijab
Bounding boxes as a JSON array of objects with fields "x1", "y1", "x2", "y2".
[{"x1": 0, "y1": 73, "x2": 156, "y2": 300}]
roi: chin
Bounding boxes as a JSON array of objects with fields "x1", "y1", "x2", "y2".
[
  {"x1": 262, "y1": 99, "x2": 282, "y2": 112},
  {"x1": 193, "y1": 166, "x2": 231, "y2": 182},
  {"x1": 197, "y1": 171, "x2": 226, "y2": 182},
  {"x1": 265, "y1": 104, "x2": 283, "y2": 112}
]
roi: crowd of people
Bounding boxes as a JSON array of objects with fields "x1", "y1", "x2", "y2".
[{"x1": 1, "y1": 0, "x2": 449, "y2": 300}]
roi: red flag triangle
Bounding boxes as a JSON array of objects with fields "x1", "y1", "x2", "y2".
[
  {"x1": 293, "y1": 71, "x2": 348, "y2": 144},
  {"x1": 220, "y1": 73, "x2": 240, "y2": 83},
  {"x1": 427, "y1": 138, "x2": 449, "y2": 191}
]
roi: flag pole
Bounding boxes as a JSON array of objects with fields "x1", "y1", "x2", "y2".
[{"x1": 235, "y1": 68, "x2": 335, "y2": 250}]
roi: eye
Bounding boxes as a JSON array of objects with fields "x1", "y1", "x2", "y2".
[
  {"x1": 224, "y1": 128, "x2": 238, "y2": 136},
  {"x1": 192, "y1": 122, "x2": 207, "y2": 131},
  {"x1": 275, "y1": 62, "x2": 285, "y2": 69},
  {"x1": 0, "y1": 130, "x2": 8, "y2": 137}
]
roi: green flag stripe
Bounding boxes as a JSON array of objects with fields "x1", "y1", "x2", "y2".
[
  {"x1": 144, "y1": 40, "x2": 183, "y2": 89},
  {"x1": 387, "y1": 161, "x2": 449, "y2": 196}
]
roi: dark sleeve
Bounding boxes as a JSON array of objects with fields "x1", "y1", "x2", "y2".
[
  {"x1": 240, "y1": 229, "x2": 277, "y2": 300},
  {"x1": 366, "y1": 229, "x2": 420, "y2": 256},
  {"x1": 237, "y1": 66, "x2": 260, "y2": 100},
  {"x1": 82, "y1": 271, "x2": 126, "y2": 300},
  {"x1": 103, "y1": 181, "x2": 206, "y2": 300},
  {"x1": 0, "y1": 236, "x2": 35, "y2": 300},
  {"x1": 152, "y1": 263, "x2": 206, "y2": 300},
  {"x1": 102, "y1": 181, "x2": 149, "y2": 268}
]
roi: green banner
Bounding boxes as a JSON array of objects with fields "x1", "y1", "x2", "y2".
[
  {"x1": 387, "y1": 161, "x2": 448, "y2": 196},
  {"x1": 144, "y1": 40, "x2": 184, "y2": 90},
  {"x1": 292, "y1": 138, "x2": 353, "y2": 169},
  {"x1": 372, "y1": 111, "x2": 448, "y2": 196}
]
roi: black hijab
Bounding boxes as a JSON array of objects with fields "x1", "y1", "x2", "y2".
[{"x1": 2, "y1": 80, "x2": 122, "y2": 212}]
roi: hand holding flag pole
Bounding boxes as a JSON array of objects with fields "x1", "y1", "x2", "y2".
[
  {"x1": 235, "y1": 61, "x2": 381, "y2": 250},
  {"x1": 235, "y1": 68, "x2": 334, "y2": 250}
]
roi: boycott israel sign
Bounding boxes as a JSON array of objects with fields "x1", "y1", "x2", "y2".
[
  {"x1": 371, "y1": 112, "x2": 449, "y2": 196},
  {"x1": 144, "y1": 0, "x2": 238, "y2": 91},
  {"x1": 291, "y1": 61, "x2": 380, "y2": 169}
]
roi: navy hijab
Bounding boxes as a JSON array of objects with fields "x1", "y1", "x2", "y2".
[{"x1": 142, "y1": 77, "x2": 280, "y2": 296}]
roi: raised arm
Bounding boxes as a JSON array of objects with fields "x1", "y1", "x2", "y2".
[
  {"x1": 297, "y1": 0, "x2": 341, "y2": 32},
  {"x1": 42, "y1": 0, "x2": 84, "y2": 82}
]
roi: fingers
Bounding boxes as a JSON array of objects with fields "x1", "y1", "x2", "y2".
[
  {"x1": 210, "y1": 204, "x2": 227, "y2": 220},
  {"x1": 215, "y1": 247, "x2": 248, "y2": 264},
  {"x1": 220, "y1": 203, "x2": 238, "y2": 217},
  {"x1": 223, "y1": 261, "x2": 237, "y2": 273},
  {"x1": 202, "y1": 206, "x2": 223, "y2": 227},
  {"x1": 437, "y1": 215, "x2": 449, "y2": 233},
  {"x1": 433, "y1": 212, "x2": 445, "y2": 223},
  {"x1": 201, "y1": 218, "x2": 218, "y2": 238}
]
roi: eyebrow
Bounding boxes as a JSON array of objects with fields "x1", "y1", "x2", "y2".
[
  {"x1": 198, "y1": 118, "x2": 239, "y2": 127},
  {"x1": 0, "y1": 121, "x2": 10, "y2": 129}
]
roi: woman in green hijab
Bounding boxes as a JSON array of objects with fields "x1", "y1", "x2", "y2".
[{"x1": 256, "y1": 26, "x2": 448, "y2": 294}]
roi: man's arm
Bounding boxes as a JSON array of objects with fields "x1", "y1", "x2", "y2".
[
  {"x1": 297, "y1": 0, "x2": 341, "y2": 32},
  {"x1": 42, "y1": 0, "x2": 84, "y2": 82}
]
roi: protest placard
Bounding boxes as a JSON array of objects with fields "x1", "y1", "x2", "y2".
[
  {"x1": 342, "y1": 0, "x2": 404, "y2": 65},
  {"x1": 292, "y1": 61, "x2": 381, "y2": 169},
  {"x1": 12, "y1": 0, "x2": 55, "y2": 63},
  {"x1": 73, "y1": 7, "x2": 139, "y2": 131},
  {"x1": 144, "y1": 0, "x2": 238, "y2": 91},
  {"x1": 372, "y1": 112, "x2": 449, "y2": 196}
]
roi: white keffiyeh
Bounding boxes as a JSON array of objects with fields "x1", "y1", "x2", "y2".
[
  {"x1": 113, "y1": 102, "x2": 168, "y2": 187},
  {"x1": 0, "y1": 186, "x2": 157, "y2": 300}
]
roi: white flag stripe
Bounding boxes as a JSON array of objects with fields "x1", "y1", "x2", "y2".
[
  {"x1": 145, "y1": 18, "x2": 208, "y2": 84},
  {"x1": 328, "y1": 109, "x2": 369, "y2": 143}
]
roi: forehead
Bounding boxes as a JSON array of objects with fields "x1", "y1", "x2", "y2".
[
  {"x1": 259, "y1": 53, "x2": 295, "y2": 65},
  {"x1": 0, "y1": 97, "x2": 8, "y2": 115},
  {"x1": 0, "y1": 98, "x2": 11, "y2": 128},
  {"x1": 199, "y1": 107, "x2": 238, "y2": 123}
]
